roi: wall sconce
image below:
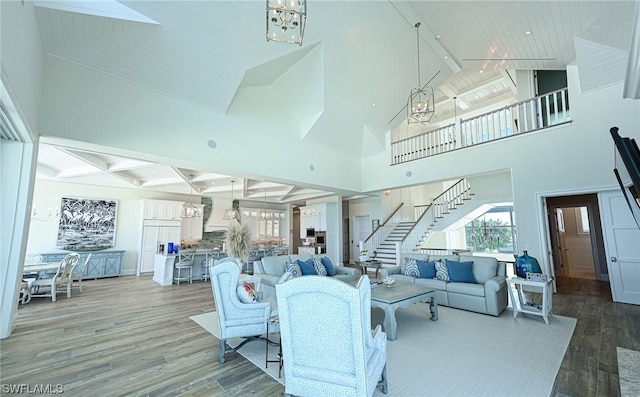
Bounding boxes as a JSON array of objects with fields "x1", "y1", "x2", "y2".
[{"x1": 32, "y1": 206, "x2": 59, "y2": 222}]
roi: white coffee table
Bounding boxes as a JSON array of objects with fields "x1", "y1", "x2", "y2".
[{"x1": 370, "y1": 283, "x2": 438, "y2": 341}]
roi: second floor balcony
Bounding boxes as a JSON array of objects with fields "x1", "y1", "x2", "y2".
[{"x1": 391, "y1": 88, "x2": 572, "y2": 165}]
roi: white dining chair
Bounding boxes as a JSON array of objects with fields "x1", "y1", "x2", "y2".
[
  {"x1": 71, "y1": 253, "x2": 92, "y2": 293},
  {"x1": 30, "y1": 253, "x2": 80, "y2": 302}
]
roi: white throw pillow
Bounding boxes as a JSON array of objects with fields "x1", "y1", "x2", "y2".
[
  {"x1": 285, "y1": 262, "x2": 302, "y2": 277},
  {"x1": 313, "y1": 258, "x2": 327, "y2": 276},
  {"x1": 277, "y1": 271, "x2": 294, "y2": 284},
  {"x1": 434, "y1": 260, "x2": 450, "y2": 281},
  {"x1": 237, "y1": 282, "x2": 258, "y2": 303},
  {"x1": 238, "y1": 275, "x2": 261, "y2": 291}
]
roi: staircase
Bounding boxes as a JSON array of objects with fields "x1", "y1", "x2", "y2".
[
  {"x1": 365, "y1": 179, "x2": 474, "y2": 267},
  {"x1": 373, "y1": 222, "x2": 414, "y2": 266}
]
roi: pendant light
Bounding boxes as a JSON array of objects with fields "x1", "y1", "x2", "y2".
[
  {"x1": 182, "y1": 175, "x2": 202, "y2": 218},
  {"x1": 223, "y1": 180, "x2": 239, "y2": 220},
  {"x1": 407, "y1": 22, "x2": 435, "y2": 124}
]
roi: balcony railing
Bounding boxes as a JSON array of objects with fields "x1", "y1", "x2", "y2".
[{"x1": 391, "y1": 87, "x2": 572, "y2": 165}]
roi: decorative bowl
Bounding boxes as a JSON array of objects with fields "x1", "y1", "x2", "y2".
[{"x1": 382, "y1": 278, "x2": 395, "y2": 288}]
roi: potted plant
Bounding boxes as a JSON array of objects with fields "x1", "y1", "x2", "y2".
[{"x1": 225, "y1": 221, "x2": 252, "y2": 264}]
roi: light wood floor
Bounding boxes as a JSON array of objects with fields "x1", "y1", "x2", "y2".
[
  {"x1": 1, "y1": 275, "x2": 638, "y2": 397},
  {"x1": 0, "y1": 276, "x2": 283, "y2": 397}
]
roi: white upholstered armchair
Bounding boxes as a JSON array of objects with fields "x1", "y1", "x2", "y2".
[
  {"x1": 276, "y1": 275, "x2": 388, "y2": 397},
  {"x1": 209, "y1": 259, "x2": 274, "y2": 363}
]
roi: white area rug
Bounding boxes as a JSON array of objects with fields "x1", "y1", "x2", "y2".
[
  {"x1": 617, "y1": 347, "x2": 640, "y2": 396},
  {"x1": 191, "y1": 304, "x2": 576, "y2": 397}
]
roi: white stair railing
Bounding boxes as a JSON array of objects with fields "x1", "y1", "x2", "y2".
[
  {"x1": 363, "y1": 203, "x2": 404, "y2": 255},
  {"x1": 398, "y1": 179, "x2": 473, "y2": 261},
  {"x1": 391, "y1": 88, "x2": 571, "y2": 165}
]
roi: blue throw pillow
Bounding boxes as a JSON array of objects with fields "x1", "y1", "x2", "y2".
[
  {"x1": 447, "y1": 260, "x2": 476, "y2": 283},
  {"x1": 320, "y1": 257, "x2": 336, "y2": 276},
  {"x1": 416, "y1": 260, "x2": 436, "y2": 278},
  {"x1": 297, "y1": 259, "x2": 317, "y2": 275}
]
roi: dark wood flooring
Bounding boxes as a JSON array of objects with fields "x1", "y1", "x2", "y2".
[
  {"x1": 1, "y1": 275, "x2": 638, "y2": 396},
  {"x1": 551, "y1": 277, "x2": 640, "y2": 397}
]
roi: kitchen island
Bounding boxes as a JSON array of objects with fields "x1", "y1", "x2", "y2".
[{"x1": 153, "y1": 249, "x2": 225, "y2": 286}]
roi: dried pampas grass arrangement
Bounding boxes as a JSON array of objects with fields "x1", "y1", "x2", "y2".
[{"x1": 225, "y1": 221, "x2": 252, "y2": 262}]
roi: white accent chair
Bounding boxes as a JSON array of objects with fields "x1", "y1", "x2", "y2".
[
  {"x1": 70, "y1": 253, "x2": 91, "y2": 293},
  {"x1": 276, "y1": 274, "x2": 388, "y2": 397},
  {"x1": 30, "y1": 253, "x2": 80, "y2": 302},
  {"x1": 209, "y1": 259, "x2": 275, "y2": 363},
  {"x1": 174, "y1": 249, "x2": 196, "y2": 284}
]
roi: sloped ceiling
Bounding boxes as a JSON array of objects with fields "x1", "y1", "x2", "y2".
[
  {"x1": 18, "y1": 0, "x2": 639, "y2": 197},
  {"x1": 575, "y1": 37, "x2": 629, "y2": 93}
]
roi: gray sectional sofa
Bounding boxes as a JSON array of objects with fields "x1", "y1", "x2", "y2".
[
  {"x1": 255, "y1": 254, "x2": 360, "y2": 298},
  {"x1": 380, "y1": 253, "x2": 508, "y2": 316}
]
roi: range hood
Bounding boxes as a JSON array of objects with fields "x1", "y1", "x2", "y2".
[{"x1": 204, "y1": 197, "x2": 232, "y2": 232}]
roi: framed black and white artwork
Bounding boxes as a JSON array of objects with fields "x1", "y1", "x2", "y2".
[{"x1": 56, "y1": 197, "x2": 118, "y2": 251}]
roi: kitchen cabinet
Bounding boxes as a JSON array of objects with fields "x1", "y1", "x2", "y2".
[
  {"x1": 139, "y1": 225, "x2": 181, "y2": 274},
  {"x1": 142, "y1": 199, "x2": 184, "y2": 221},
  {"x1": 40, "y1": 251, "x2": 124, "y2": 279},
  {"x1": 180, "y1": 204, "x2": 205, "y2": 240},
  {"x1": 300, "y1": 213, "x2": 320, "y2": 238},
  {"x1": 298, "y1": 202, "x2": 338, "y2": 262},
  {"x1": 299, "y1": 203, "x2": 334, "y2": 238}
]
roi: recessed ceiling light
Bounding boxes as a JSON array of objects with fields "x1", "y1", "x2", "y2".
[
  {"x1": 435, "y1": 34, "x2": 441, "y2": 39},
  {"x1": 444, "y1": 55, "x2": 449, "y2": 60},
  {"x1": 479, "y1": 70, "x2": 484, "y2": 74},
  {"x1": 525, "y1": 30, "x2": 532, "y2": 35}
]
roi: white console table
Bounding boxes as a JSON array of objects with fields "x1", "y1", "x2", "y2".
[{"x1": 507, "y1": 277, "x2": 553, "y2": 324}]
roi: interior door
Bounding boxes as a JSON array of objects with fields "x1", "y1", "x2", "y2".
[
  {"x1": 343, "y1": 218, "x2": 350, "y2": 263},
  {"x1": 599, "y1": 190, "x2": 640, "y2": 304},
  {"x1": 547, "y1": 207, "x2": 566, "y2": 277},
  {"x1": 354, "y1": 215, "x2": 370, "y2": 260}
]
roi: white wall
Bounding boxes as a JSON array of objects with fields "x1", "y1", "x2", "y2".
[
  {"x1": 38, "y1": 57, "x2": 363, "y2": 194},
  {"x1": 27, "y1": 180, "x2": 197, "y2": 275},
  {"x1": 362, "y1": 65, "x2": 640, "y2": 275}
]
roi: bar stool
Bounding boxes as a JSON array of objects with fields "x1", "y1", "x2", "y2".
[
  {"x1": 174, "y1": 249, "x2": 196, "y2": 284},
  {"x1": 201, "y1": 249, "x2": 220, "y2": 282}
]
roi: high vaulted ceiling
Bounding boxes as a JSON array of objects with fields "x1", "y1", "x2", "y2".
[{"x1": 28, "y1": 1, "x2": 639, "y2": 199}]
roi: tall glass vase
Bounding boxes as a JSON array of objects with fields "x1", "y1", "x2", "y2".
[{"x1": 515, "y1": 250, "x2": 542, "y2": 278}]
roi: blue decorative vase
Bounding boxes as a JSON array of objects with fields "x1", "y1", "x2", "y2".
[{"x1": 515, "y1": 250, "x2": 542, "y2": 278}]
